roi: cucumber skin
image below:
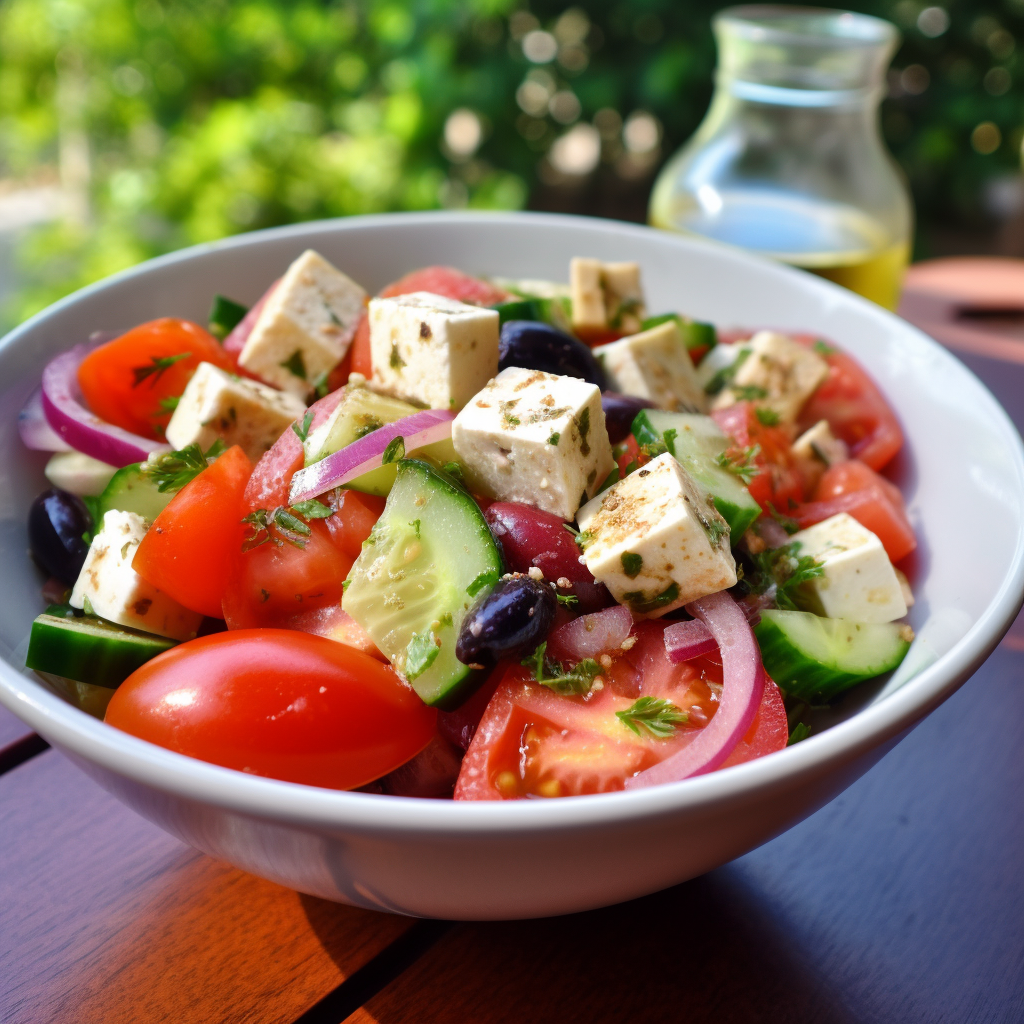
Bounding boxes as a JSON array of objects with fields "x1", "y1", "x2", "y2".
[
  {"x1": 754, "y1": 610, "x2": 911, "y2": 702},
  {"x1": 631, "y1": 410, "x2": 761, "y2": 540},
  {"x1": 26, "y1": 613, "x2": 176, "y2": 688},
  {"x1": 96, "y1": 464, "x2": 174, "y2": 523}
]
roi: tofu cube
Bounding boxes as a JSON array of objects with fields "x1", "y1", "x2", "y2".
[
  {"x1": 166, "y1": 361, "x2": 307, "y2": 463},
  {"x1": 576, "y1": 453, "x2": 737, "y2": 617},
  {"x1": 712, "y1": 331, "x2": 828, "y2": 424},
  {"x1": 452, "y1": 367, "x2": 615, "y2": 520},
  {"x1": 594, "y1": 321, "x2": 707, "y2": 413},
  {"x1": 792, "y1": 419, "x2": 848, "y2": 466},
  {"x1": 570, "y1": 258, "x2": 646, "y2": 336},
  {"x1": 789, "y1": 512, "x2": 907, "y2": 623},
  {"x1": 70, "y1": 511, "x2": 203, "y2": 641},
  {"x1": 369, "y1": 292, "x2": 499, "y2": 410},
  {"x1": 238, "y1": 249, "x2": 368, "y2": 398}
]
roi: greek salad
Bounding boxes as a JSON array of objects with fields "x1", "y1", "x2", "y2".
[{"x1": 21, "y1": 250, "x2": 916, "y2": 799}]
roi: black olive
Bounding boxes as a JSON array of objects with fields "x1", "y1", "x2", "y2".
[
  {"x1": 601, "y1": 391, "x2": 657, "y2": 444},
  {"x1": 499, "y1": 320, "x2": 607, "y2": 389},
  {"x1": 28, "y1": 488, "x2": 92, "y2": 585},
  {"x1": 456, "y1": 575, "x2": 556, "y2": 665}
]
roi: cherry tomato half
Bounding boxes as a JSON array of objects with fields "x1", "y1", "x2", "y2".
[
  {"x1": 105, "y1": 629, "x2": 436, "y2": 790},
  {"x1": 78, "y1": 318, "x2": 234, "y2": 440}
]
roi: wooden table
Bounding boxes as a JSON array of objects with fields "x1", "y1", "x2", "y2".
[{"x1": 3, "y1": 260, "x2": 1023, "y2": 1024}]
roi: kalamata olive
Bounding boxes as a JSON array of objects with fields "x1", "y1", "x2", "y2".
[
  {"x1": 456, "y1": 575, "x2": 557, "y2": 665},
  {"x1": 484, "y1": 502, "x2": 611, "y2": 614},
  {"x1": 499, "y1": 320, "x2": 607, "y2": 389},
  {"x1": 28, "y1": 488, "x2": 92, "y2": 585},
  {"x1": 601, "y1": 391, "x2": 656, "y2": 444}
]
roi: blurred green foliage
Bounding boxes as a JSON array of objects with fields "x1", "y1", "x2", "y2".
[{"x1": 0, "y1": 0, "x2": 1020, "y2": 324}]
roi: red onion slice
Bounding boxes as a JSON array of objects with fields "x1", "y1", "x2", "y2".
[
  {"x1": 289, "y1": 408, "x2": 455, "y2": 503},
  {"x1": 41, "y1": 345, "x2": 166, "y2": 468},
  {"x1": 626, "y1": 590, "x2": 765, "y2": 789},
  {"x1": 545, "y1": 605, "x2": 633, "y2": 663},
  {"x1": 223, "y1": 279, "x2": 278, "y2": 362},
  {"x1": 19, "y1": 388, "x2": 72, "y2": 452},
  {"x1": 663, "y1": 618, "x2": 717, "y2": 662}
]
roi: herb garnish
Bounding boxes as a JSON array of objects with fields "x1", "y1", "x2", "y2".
[
  {"x1": 405, "y1": 629, "x2": 440, "y2": 680},
  {"x1": 704, "y1": 348, "x2": 751, "y2": 396},
  {"x1": 381, "y1": 436, "x2": 405, "y2": 464},
  {"x1": 788, "y1": 722, "x2": 811, "y2": 745},
  {"x1": 132, "y1": 352, "x2": 191, "y2": 388},
  {"x1": 280, "y1": 350, "x2": 307, "y2": 380},
  {"x1": 715, "y1": 444, "x2": 761, "y2": 485},
  {"x1": 522, "y1": 641, "x2": 601, "y2": 696},
  {"x1": 144, "y1": 439, "x2": 225, "y2": 493},
  {"x1": 467, "y1": 569, "x2": 500, "y2": 597},
  {"x1": 740, "y1": 541, "x2": 823, "y2": 610},
  {"x1": 241, "y1": 498, "x2": 334, "y2": 551},
  {"x1": 616, "y1": 696, "x2": 688, "y2": 738},
  {"x1": 291, "y1": 410, "x2": 314, "y2": 443},
  {"x1": 755, "y1": 407, "x2": 780, "y2": 426}
]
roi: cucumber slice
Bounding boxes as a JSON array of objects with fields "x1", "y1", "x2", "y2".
[
  {"x1": 304, "y1": 386, "x2": 458, "y2": 496},
  {"x1": 632, "y1": 409, "x2": 761, "y2": 540},
  {"x1": 26, "y1": 612, "x2": 176, "y2": 687},
  {"x1": 641, "y1": 314, "x2": 717, "y2": 355},
  {"x1": 492, "y1": 299, "x2": 540, "y2": 326},
  {"x1": 208, "y1": 294, "x2": 249, "y2": 340},
  {"x1": 95, "y1": 464, "x2": 174, "y2": 523},
  {"x1": 754, "y1": 609, "x2": 912, "y2": 702},
  {"x1": 44, "y1": 451, "x2": 119, "y2": 497},
  {"x1": 342, "y1": 459, "x2": 502, "y2": 708}
]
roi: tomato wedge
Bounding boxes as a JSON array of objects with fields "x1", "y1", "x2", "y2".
[
  {"x1": 792, "y1": 459, "x2": 916, "y2": 562},
  {"x1": 133, "y1": 445, "x2": 252, "y2": 618},
  {"x1": 105, "y1": 629, "x2": 436, "y2": 790},
  {"x1": 78, "y1": 318, "x2": 235, "y2": 440}
]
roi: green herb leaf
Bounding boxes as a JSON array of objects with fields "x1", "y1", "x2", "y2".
[
  {"x1": 731, "y1": 385, "x2": 768, "y2": 401},
  {"x1": 562, "y1": 523, "x2": 594, "y2": 551},
  {"x1": 311, "y1": 370, "x2": 330, "y2": 400},
  {"x1": 157, "y1": 395, "x2": 180, "y2": 415},
  {"x1": 405, "y1": 629, "x2": 440, "y2": 680},
  {"x1": 788, "y1": 721, "x2": 811, "y2": 745},
  {"x1": 741, "y1": 541, "x2": 823, "y2": 610},
  {"x1": 704, "y1": 348, "x2": 750, "y2": 396},
  {"x1": 715, "y1": 444, "x2": 761, "y2": 485},
  {"x1": 616, "y1": 696, "x2": 688, "y2": 738},
  {"x1": 767, "y1": 503, "x2": 800, "y2": 535},
  {"x1": 280, "y1": 349, "x2": 307, "y2": 380},
  {"x1": 555, "y1": 592, "x2": 579, "y2": 607},
  {"x1": 522, "y1": 641, "x2": 601, "y2": 696},
  {"x1": 442, "y1": 460, "x2": 464, "y2": 481},
  {"x1": 382, "y1": 436, "x2": 405, "y2": 464},
  {"x1": 620, "y1": 551, "x2": 643, "y2": 578},
  {"x1": 292, "y1": 410, "x2": 314, "y2": 443},
  {"x1": 291, "y1": 499, "x2": 333, "y2": 520},
  {"x1": 132, "y1": 352, "x2": 191, "y2": 388},
  {"x1": 622, "y1": 582, "x2": 679, "y2": 614},
  {"x1": 144, "y1": 439, "x2": 225, "y2": 493},
  {"x1": 547, "y1": 431, "x2": 560, "y2": 446},
  {"x1": 755, "y1": 407, "x2": 780, "y2": 426},
  {"x1": 389, "y1": 343, "x2": 405, "y2": 369},
  {"x1": 813, "y1": 339, "x2": 835, "y2": 356},
  {"x1": 208, "y1": 294, "x2": 249, "y2": 340},
  {"x1": 467, "y1": 568, "x2": 500, "y2": 598}
]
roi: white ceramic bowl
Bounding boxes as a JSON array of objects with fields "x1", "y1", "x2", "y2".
[{"x1": 1, "y1": 212, "x2": 1022, "y2": 921}]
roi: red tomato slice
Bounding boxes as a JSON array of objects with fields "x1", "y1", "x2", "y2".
[
  {"x1": 78, "y1": 318, "x2": 235, "y2": 440},
  {"x1": 712, "y1": 402, "x2": 806, "y2": 513},
  {"x1": 132, "y1": 445, "x2": 253, "y2": 618},
  {"x1": 791, "y1": 459, "x2": 916, "y2": 562},
  {"x1": 105, "y1": 629, "x2": 436, "y2": 790},
  {"x1": 378, "y1": 266, "x2": 511, "y2": 306},
  {"x1": 454, "y1": 621, "x2": 785, "y2": 800},
  {"x1": 347, "y1": 312, "x2": 372, "y2": 380},
  {"x1": 796, "y1": 338, "x2": 903, "y2": 471},
  {"x1": 720, "y1": 674, "x2": 788, "y2": 767}
]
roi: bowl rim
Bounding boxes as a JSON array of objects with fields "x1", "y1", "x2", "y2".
[{"x1": 2, "y1": 209, "x2": 1022, "y2": 836}]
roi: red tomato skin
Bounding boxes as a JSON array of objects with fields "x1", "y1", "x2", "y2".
[
  {"x1": 78, "y1": 319, "x2": 235, "y2": 440},
  {"x1": 347, "y1": 312, "x2": 372, "y2": 379},
  {"x1": 132, "y1": 445, "x2": 253, "y2": 618},
  {"x1": 720, "y1": 674, "x2": 788, "y2": 767},
  {"x1": 379, "y1": 266, "x2": 510, "y2": 306},
  {"x1": 796, "y1": 340, "x2": 903, "y2": 471},
  {"x1": 222, "y1": 281, "x2": 278, "y2": 380},
  {"x1": 792, "y1": 459, "x2": 916, "y2": 562},
  {"x1": 105, "y1": 630, "x2": 436, "y2": 790}
]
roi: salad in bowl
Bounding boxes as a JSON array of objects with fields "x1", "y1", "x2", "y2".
[{"x1": 21, "y1": 246, "x2": 919, "y2": 801}]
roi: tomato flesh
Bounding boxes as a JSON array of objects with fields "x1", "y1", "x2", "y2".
[
  {"x1": 133, "y1": 445, "x2": 253, "y2": 618},
  {"x1": 78, "y1": 318, "x2": 234, "y2": 440},
  {"x1": 106, "y1": 630, "x2": 436, "y2": 790}
]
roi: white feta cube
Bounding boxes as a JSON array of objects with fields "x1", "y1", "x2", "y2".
[
  {"x1": 696, "y1": 341, "x2": 751, "y2": 393},
  {"x1": 570, "y1": 258, "x2": 646, "y2": 336},
  {"x1": 165, "y1": 361, "x2": 307, "y2": 463},
  {"x1": 238, "y1": 249, "x2": 367, "y2": 398},
  {"x1": 369, "y1": 292, "x2": 499, "y2": 410},
  {"x1": 712, "y1": 331, "x2": 828, "y2": 424},
  {"x1": 70, "y1": 511, "x2": 203, "y2": 640},
  {"x1": 594, "y1": 321, "x2": 707, "y2": 413},
  {"x1": 452, "y1": 367, "x2": 615, "y2": 520},
  {"x1": 789, "y1": 513, "x2": 907, "y2": 623},
  {"x1": 576, "y1": 452, "x2": 736, "y2": 617},
  {"x1": 792, "y1": 419, "x2": 848, "y2": 466}
]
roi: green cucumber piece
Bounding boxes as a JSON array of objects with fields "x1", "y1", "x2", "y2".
[
  {"x1": 95, "y1": 464, "x2": 175, "y2": 523},
  {"x1": 631, "y1": 409, "x2": 761, "y2": 540},
  {"x1": 208, "y1": 294, "x2": 249, "y2": 340},
  {"x1": 304, "y1": 386, "x2": 458, "y2": 496},
  {"x1": 492, "y1": 299, "x2": 540, "y2": 326},
  {"x1": 342, "y1": 458, "x2": 502, "y2": 709},
  {"x1": 641, "y1": 314, "x2": 717, "y2": 354},
  {"x1": 26, "y1": 613, "x2": 176, "y2": 687},
  {"x1": 754, "y1": 609, "x2": 912, "y2": 702}
]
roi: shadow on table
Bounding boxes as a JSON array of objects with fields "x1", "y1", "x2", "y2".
[{"x1": 300, "y1": 869, "x2": 861, "y2": 1024}]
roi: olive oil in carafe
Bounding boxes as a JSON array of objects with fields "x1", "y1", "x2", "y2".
[{"x1": 650, "y1": 190, "x2": 909, "y2": 310}]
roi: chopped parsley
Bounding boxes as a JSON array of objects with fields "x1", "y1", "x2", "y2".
[
  {"x1": 157, "y1": 395, "x2": 180, "y2": 415},
  {"x1": 623, "y1": 582, "x2": 679, "y2": 614},
  {"x1": 620, "y1": 552, "x2": 643, "y2": 578},
  {"x1": 441, "y1": 460, "x2": 464, "y2": 482},
  {"x1": 291, "y1": 409, "x2": 314, "y2": 443},
  {"x1": 389, "y1": 343, "x2": 405, "y2": 369},
  {"x1": 522, "y1": 641, "x2": 601, "y2": 696},
  {"x1": 144, "y1": 439, "x2": 225, "y2": 493},
  {"x1": 467, "y1": 568, "x2": 500, "y2": 598},
  {"x1": 767, "y1": 502, "x2": 800, "y2": 535},
  {"x1": 290, "y1": 499, "x2": 333, "y2": 519},
  {"x1": 132, "y1": 352, "x2": 191, "y2": 388},
  {"x1": 741, "y1": 541, "x2": 823, "y2": 610},
  {"x1": 563, "y1": 523, "x2": 593, "y2": 551},
  {"x1": 755, "y1": 407, "x2": 780, "y2": 426},
  {"x1": 280, "y1": 349, "x2": 307, "y2": 380},
  {"x1": 311, "y1": 371, "x2": 330, "y2": 400},
  {"x1": 241, "y1": 498, "x2": 334, "y2": 551},
  {"x1": 715, "y1": 444, "x2": 761, "y2": 485},
  {"x1": 575, "y1": 406, "x2": 591, "y2": 456},
  {"x1": 813, "y1": 339, "x2": 835, "y2": 356},
  {"x1": 405, "y1": 629, "x2": 440, "y2": 680},
  {"x1": 381, "y1": 436, "x2": 405, "y2": 464},
  {"x1": 547, "y1": 431, "x2": 560, "y2": 446},
  {"x1": 788, "y1": 721, "x2": 811, "y2": 745},
  {"x1": 704, "y1": 348, "x2": 750, "y2": 396},
  {"x1": 555, "y1": 592, "x2": 579, "y2": 607},
  {"x1": 616, "y1": 696, "x2": 688, "y2": 739},
  {"x1": 731, "y1": 385, "x2": 768, "y2": 401}
]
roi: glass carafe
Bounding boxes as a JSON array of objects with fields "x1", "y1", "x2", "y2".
[{"x1": 649, "y1": 5, "x2": 911, "y2": 310}]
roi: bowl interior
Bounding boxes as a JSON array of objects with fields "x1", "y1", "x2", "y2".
[{"x1": 1, "y1": 211, "x2": 1022, "y2": 818}]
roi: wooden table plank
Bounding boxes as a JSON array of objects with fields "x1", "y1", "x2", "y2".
[
  {"x1": 0, "y1": 751, "x2": 412, "y2": 1024},
  {"x1": 347, "y1": 637, "x2": 1024, "y2": 1024}
]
